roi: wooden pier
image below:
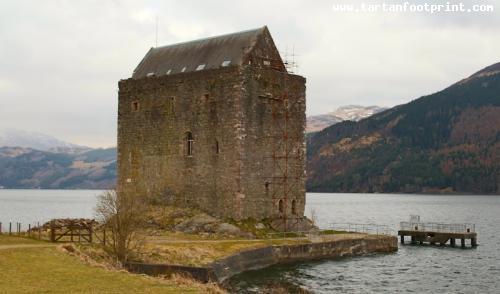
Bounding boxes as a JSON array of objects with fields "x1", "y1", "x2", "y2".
[{"x1": 398, "y1": 217, "x2": 477, "y2": 248}]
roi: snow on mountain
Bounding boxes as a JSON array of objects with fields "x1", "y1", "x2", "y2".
[
  {"x1": 307, "y1": 105, "x2": 387, "y2": 133},
  {"x1": 0, "y1": 128, "x2": 90, "y2": 153}
]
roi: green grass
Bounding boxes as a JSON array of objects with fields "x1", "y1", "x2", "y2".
[
  {"x1": 141, "y1": 238, "x2": 310, "y2": 266},
  {"x1": 318, "y1": 230, "x2": 350, "y2": 235},
  {"x1": 0, "y1": 234, "x2": 44, "y2": 245},
  {"x1": 0, "y1": 236, "x2": 218, "y2": 293}
]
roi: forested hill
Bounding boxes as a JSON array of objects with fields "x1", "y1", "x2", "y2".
[
  {"x1": 307, "y1": 62, "x2": 500, "y2": 194},
  {"x1": 0, "y1": 147, "x2": 116, "y2": 189}
]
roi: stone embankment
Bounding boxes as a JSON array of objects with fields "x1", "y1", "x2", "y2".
[{"x1": 126, "y1": 234, "x2": 398, "y2": 284}]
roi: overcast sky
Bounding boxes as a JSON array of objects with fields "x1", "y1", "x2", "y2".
[{"x1": 1, "y1": 0, "x2": 499, "y2": 148}]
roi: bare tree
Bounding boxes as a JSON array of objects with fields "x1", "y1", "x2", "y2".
[{"x1": 94, "y1": 190, "x2": 146, "y2": 263}]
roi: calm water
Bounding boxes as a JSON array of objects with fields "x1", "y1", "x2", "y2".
[
  {"x1": 231, "y1": 193, "x2": 500, "y2": 293},
  {"x1": 1, "y1": 190, "x2": 499, "y2": 293},
  {"x1": 0, "y1": 189, "x2": 100, "y2": 226}
]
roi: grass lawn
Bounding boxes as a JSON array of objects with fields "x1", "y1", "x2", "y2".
[
  {"x1": 0, "y1": 236, "x2": 220, "y2": 293},
  {"x1": 141, "y1": 231, "x2": 362, "y2": 266},
  {"x1": 142, "y1": 238, "x2": 310, "y2": 266},
  {"x1": 0, "y1": 234, "x2": 44, "y2": 245}
]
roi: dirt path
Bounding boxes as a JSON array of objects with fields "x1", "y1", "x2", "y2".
[
  {"x1": 148, "y1": 238, "x2": 307, "y2": 244},
  {"x1": 0, "y1": 244, "x2": 57, "y2": 250}
]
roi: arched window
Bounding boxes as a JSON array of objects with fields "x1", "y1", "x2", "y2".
[
  {"x1": 186, "y1": 132, "x2": 194, "y2": 156},
  {"x1": 278, "y1": 199, "x2": 284, "y2": 214},
  {"x1": 291, "y1": 199, "x2": 297, "y2": 215}
]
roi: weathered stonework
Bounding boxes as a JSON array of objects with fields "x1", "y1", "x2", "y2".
[{"x1": 117, "y1": 27, "x2": 306, "y2": 224}]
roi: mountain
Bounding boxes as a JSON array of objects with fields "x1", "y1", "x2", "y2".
[
  {"x1": 307, "y1": 105, "x2": 387, "y2": 133},
  {"x1": 0, "y1": 146, "x2": 116, "y2": 189},
  {"x1": 307, "y1": 62, "x2": 500, "y2": 194},
  {"x1": 0, "y1": 128, "x2": 90, "y2": 152}
]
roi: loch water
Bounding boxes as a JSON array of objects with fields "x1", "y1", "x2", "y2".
[
  {"x1": 1, "y1": 190, "x2": 499, "y2": 293},
  {"x1": 231, "y1": 193, "x2": 500, "y2": 293},
  {"x1": 0, "y1": 189, "x2": 99, "y2": 225}
]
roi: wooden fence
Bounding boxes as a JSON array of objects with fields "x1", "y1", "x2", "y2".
[{"x1": 0, "y1": 219, "x2": 110, "y2": 245}]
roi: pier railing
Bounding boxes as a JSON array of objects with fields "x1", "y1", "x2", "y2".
[
  {"x1": 329, "y1": 223, "x2": 391, "y2": 235},
  {"x1": 399, "y1": 222, "x2": 475, "y2": 233}
]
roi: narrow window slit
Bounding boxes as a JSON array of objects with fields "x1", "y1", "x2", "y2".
[{"x1": 186, "y1": 132, "x2": 194, "y2": 156}]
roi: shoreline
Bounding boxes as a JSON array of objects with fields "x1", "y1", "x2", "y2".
[
  {"x1": 307, "y1": 191, "x2": 500, "y2": 196},
  {"x1": 1, "y1": 188, "x2": 497, "y2": 196},
  {"x1": 126, "y1": 234, "x2": 398, "y2": 284}
]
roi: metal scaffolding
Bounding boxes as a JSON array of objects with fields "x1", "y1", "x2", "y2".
[{"x1": 261, "y1": 71, "x2": 303, "y2": 231}]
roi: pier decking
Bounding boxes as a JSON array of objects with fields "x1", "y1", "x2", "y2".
[{"x1": 398, "y1": 217, "x2": 477, "y2": 248}]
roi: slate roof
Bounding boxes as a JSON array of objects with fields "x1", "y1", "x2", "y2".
[{"x1": 132, "y1": 26, "x2": 267, "y2": 79}]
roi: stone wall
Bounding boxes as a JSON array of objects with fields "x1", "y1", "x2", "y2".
[
  {"x1": 211, "y1": 235, "x2": 398, "y2": 282},
  {"x1": 118, "y1": 66, "x2": 242, "y2": 217},
  {"x1": 117, "y1": 64, "x2": 306, "y2": 221},
  {"x1": 239, "y1": 67, "x2": 306, "y2": 221}
]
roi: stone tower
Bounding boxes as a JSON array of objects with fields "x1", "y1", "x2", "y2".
[{"x1": 117, "y1": 26, "x2": 307, "y2": 229}]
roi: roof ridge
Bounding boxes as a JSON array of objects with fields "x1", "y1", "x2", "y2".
[
  {"x1": 152, "y1": 26, "x2": 266, "y2": 51},
  {"x1": 131, "y1": 26, "x2": 281, "y2": 79}
]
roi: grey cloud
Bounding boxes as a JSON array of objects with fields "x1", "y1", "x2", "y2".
[{"x1": 0, "y1": 0, "x2": 499, "y2": 147}]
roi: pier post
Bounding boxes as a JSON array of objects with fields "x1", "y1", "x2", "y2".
[
  {"x1": 411, "y1": 236, "x2": 416, "y2": 244},
  {"x1": 471, "y1": 238, "x2": 477, "y2": 247},
  {"x1": 461, "y1": 239, "x2": 465, "y2": 248},
  {"x1": 450, "y1": 239, "x2": 456, "y2": 247},
  {"x1": 400, "y1": 235, "x2": 404, "y2": 244}
]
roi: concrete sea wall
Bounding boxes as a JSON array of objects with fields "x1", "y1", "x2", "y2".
[{"x1": 211, "y1": 235, "x2": 397, "y2": 282}]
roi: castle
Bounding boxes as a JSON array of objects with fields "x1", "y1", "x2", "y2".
[{"x1": 117, "y1": 26, "x2": 306, "y2": 229}]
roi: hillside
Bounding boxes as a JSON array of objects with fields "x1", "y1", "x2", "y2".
[
  {"x1": 307, "y1": 63, "x2": 500, "y2": 194},
  {"x1": 307, "y1": 105, "x2": 386, "y2": 133},
  {"x1": 0, "y1": 147, "x2": 116, "y2": 189},
  {"x1": 0, "y1": 128, "x2": 90, "y2": 152}
]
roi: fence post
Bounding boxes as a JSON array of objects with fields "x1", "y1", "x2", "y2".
[
  {"x1": 0, "y1": 222, "x2": 2, "y2": 234},
  {"x1": 37, "y1": 222, "x2": 41, "y2": 240},
  {"x1": 50, "y1": 220, "x2": 56, "y2": 242},
  {"x1": 28, "y1": 224, "x2": 31, "y2": 237},
  {"x1": 9, "y1": 222, "x2": 12, "y2": 235},
  {"x1": 89, "y1": 223, "x2": 93, "y2": 243}
]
